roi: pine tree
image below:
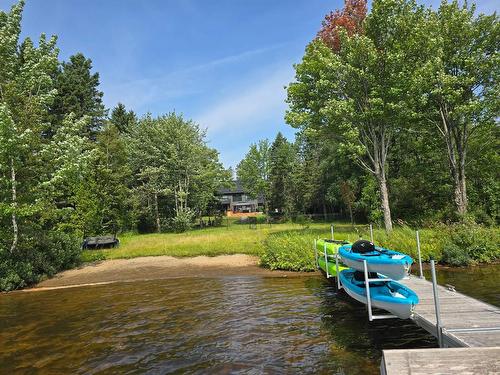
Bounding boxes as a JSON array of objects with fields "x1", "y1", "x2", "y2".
[
  {"x1": 110, "y1": 103, "x2": 137, "y2": 133},
  {"x1": 269, "y1": 132, "x2": 294, "y2": 214},
  {"x1": 50, "y1": 53, "x2": 105, "y2": 137}
]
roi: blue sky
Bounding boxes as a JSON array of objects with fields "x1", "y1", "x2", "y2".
[{"x1": 1, "y1": 0, "x2": 498, "y2": 168}]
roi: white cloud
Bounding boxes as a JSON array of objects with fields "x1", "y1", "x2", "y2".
[
  {"x1": 102, "y1": 44, "x2": 287, "y2": 112},
  {"x1": 195, "y1": 65, "x2": 294, "y2": 134}
]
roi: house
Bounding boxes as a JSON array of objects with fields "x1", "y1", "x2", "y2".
[{"x1": 217, "y1": 180, "x2": 264, "y2": 215}]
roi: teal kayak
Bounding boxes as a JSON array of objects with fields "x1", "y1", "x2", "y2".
[
  {"x1": 339, "y1": 240, "x2": 413, "y2": 280},
  {"x1": 339, "y1": 269, "x2": 419, "y2": 319}
]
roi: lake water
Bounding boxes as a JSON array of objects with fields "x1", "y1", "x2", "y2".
[{"x1": 1, "y1": 265, "x2": 498, "y2": 374}]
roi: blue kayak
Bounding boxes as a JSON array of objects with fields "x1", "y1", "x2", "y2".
[
  {"x1": 339, "y1": 269, "x2": 419, "y2": 319},
  {"x1": 339, "y1": 240, "x2": 413, "y2": 280}
]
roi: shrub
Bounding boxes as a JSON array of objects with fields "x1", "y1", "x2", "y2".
[
  {"x1": 441, "y1": 244, "x2": 472, "y2": 266},
  {"x1": 0, "y1": 231, "x2": 81, "y2": 291},
  {"x1": 260, "y1": 230, "x2": 316, "y2": 271},
  {"x1": 292, "y1": 214, "x2": 312, "y2": 228},
  {"x1": 441, "y1": 222, "x2": 500, "y2": 266},
  {"x1": 170, "y1": 209, "x2": 195, "y2": 232}
]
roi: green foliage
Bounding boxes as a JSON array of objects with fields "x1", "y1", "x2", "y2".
[
  {"x1": 50, "y1": 52, "x2": 105, "y2": 136},
  {"x1": 127, "y1": 113, "x2": 231, "y2": 233},
  {"x1": 0, "y1": 231, "x2": 81, "y2": 291},
  {"x1": 80, "y1": 251, "x2": 106, "y2": 263},
  {"x1": 370, "y1": 226, "x2": 443, "y2": 262},
  {"x1": 0, "y1": 1, "x2": 84, "y2": 291},
  {"x1": 236, "y1": 139, "x2": 270, "y2": 211},
  {"x1": 441, "y1": 222, "x2": 500, "y2": 266},
  {"x1": 109, "y1": 103, "x2": 136, "y2": 133},
  {"x1": 170, "y1": 208, "x2": 195, "y2": 233},
  {"x1": 260, "y1": 230, "x2": 317, "y2": 271},
  {"x1": 268, "y1": 132, "x2": 295, "y2": 215},
  {"x1": 1, "y1": 0, "x2": 499, "y2": 291}
]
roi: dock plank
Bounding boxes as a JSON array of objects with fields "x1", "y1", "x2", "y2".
[
  {"x1": 400, "y1": 276, "x2": 500, "y2": 347},
  {"x1": 381, "y1": 347, "x2": 500, "y2": 375}
]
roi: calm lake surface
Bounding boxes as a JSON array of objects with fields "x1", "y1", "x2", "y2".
[{"x1": 1, "y1": 265, "x2": 498, "y2": 374}]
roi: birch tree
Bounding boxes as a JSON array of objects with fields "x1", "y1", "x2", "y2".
[{"x1": 0, "y1": 1, "x2": 59, "y2": 252}]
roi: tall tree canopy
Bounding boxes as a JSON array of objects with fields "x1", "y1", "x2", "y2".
[
  {"x1": 236, "y1": 139, "x2": 271, "y2": 213},
  {"x1": 268, "y1": 132, "x2": 295, "y2": 214},
  {"x1": 424, "y1": 1, "x2": 499, "y2": 216},
  {"x1": 287, "y1": 0, "x2": 434, "y2": 231},
  {"x1": 110, "y1": 102, "x2": 137, "y2": 133},
  {"x1": 50, "y1": 52, "x2": 105, "y2": 137},
  {"x1": 0, "y1": 1, "x2": 88, "y2": 289},
  {"x1": 318, "y1": 0, "x2": 367, "y2": 51},
  {"x1": 127, "y1": 113, "x2": 230, "y2": 232}
]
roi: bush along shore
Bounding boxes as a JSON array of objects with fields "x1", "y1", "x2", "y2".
[
  {"x1": 1, "y1": 221, "x2": 498, "y2": 291},
  {"x1": 260, "y1": 222, "x2": 500, "y2": 272}
]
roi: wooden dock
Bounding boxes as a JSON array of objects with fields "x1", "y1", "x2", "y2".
[
  {"x1": 379, "y1": 276, "x2": 500, "y2": 374},
  {"x1": 381, "y1": 347, "x2": 500, "y2": 375},
  {"x1": 400, "y1": 276, "x2": 500, "y2": 347}
]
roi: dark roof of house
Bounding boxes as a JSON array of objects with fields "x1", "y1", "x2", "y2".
[{"x1": 217, "y1": 180, "x2": 246, "y2": 195}]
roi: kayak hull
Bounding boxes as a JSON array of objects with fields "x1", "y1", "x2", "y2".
[
  {"x1": 339, "y1": 269, "x2": 419, "y2": 319},
  {"x1": 316, "y1": 239, "x2": 350, "y2": 255},
  {"x1": 317, "y1": 255, "x2": 348, "y2": 277},
  {"x1": 340, "y1": 258, "x2": 411, "y2": 280},
  {"x1": 339, "y1": 245, "x2": 413, "y2": 280},
  {"x1": 316, "y1": 239, "x2": 350, "y2": 277}
]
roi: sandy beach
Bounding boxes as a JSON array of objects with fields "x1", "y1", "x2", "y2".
[{"x1": 28, "y1": 255, "x2": 311, "y2": 291}]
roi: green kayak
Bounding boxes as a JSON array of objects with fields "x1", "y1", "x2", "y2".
[
  {"x1": 316, "y1": 239, "x2": 350, "y2": 277},
  {"x1": 316, "y1": 238, "x2": 350, "y2": 255}
]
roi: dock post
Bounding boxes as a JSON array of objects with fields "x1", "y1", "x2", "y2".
[
  {"x1": 416, "y1": 230, "x2": 424, "y2": 279},
  {"x1": 314, "y1": 239, "x2": 318, "y2": 269},
  {"x1": 331, "y1": 224, "x2": 334, "y2": 240},
  {"x1": 335, "y1": 251, "x2": 342, "y2": 289},
  {"x1": 363, "y1": 260, "x2": 373, "y2": 321},
  {"x1": 430, "y1": 260, "x2": 443, "y2": 347},
  {"x1": 370, "y1": 224, "x2": 374, "y2": 243},
  {"x1": 324, "y1": 243, "x2": 330, "y2": 278}
]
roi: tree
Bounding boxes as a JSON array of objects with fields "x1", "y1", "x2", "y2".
[
  {"x1": 268, "y1": 132, "x2": 295, "y2": 214},
  {"x1": 0, "y1": 1, "x2": 59, "y2": 253},
  {"x1": 287, "y1": 0, "x2": 434, "y2": 231},
  {"x1": 0, "y1": 1, "x2": 87, "y2": 290},
  {"x1": 50, "y1": 52, "x2": 105, "y2": 137},
  {"x1": 72, "y1": 123, "x2": 132, "y2": 236},
  {"x1": 110, "y1": 102, "x2": 137, "y2": 133},
  {"x1": 236, "y1": 139, "x2": 271, "y2": 213},
  {"x1": 318, "y1": 0, "x2": 367, "y2": 52},
  {"x1": 127, "y1": 113, "x2": 229, "y2": 232},
  {"x1": 340, "y1": 180, "x2": 356, "y2": 224},
  {"x1": 424, "y1": 1, "x2": 499, "y2": 216}
]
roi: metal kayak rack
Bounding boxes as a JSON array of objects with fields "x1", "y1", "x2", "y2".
[{"x1": 314, "y1": 225, "x2": 437, "y2": 323}]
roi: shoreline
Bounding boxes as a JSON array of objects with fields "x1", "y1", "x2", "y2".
[{"x1": 24, "y1": 254, "x2": 313, "y2": 292}]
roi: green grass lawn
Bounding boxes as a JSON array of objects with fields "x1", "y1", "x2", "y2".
[
  {"x1": 81, "y1": 221, "x2": 499, "y2": 268},
  {"x1": 82, "y1": 221, "x2": 334, "y2": 261}
]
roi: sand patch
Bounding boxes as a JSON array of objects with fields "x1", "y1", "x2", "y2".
[{"x1": 29, "y1": 254, "x2": 311, "y2": 291}]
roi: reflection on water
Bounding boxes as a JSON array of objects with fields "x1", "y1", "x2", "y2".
[
  {"x1": 1, "y1": 275, "x2": 441, "y2": 374},
  {"x1": 424, "y1": 264, "x2": 500, "y2": 307}
]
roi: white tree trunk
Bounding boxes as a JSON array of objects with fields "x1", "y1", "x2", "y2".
[
  {"x1": 10, "y1": 158, "x2": 18, "y2": 253},
  {"x1": 154, "y1": 192, "x2": 161, "y2": 233},
  {"x1": 378, "y1": 174, "x2": 393, "y2": 232},
  {"x1": 439, "y1": 106, "x2": 468, "y2": 216},
  {"x1": 453, "y1": 160, "x2": 468, "y2": 215}
]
